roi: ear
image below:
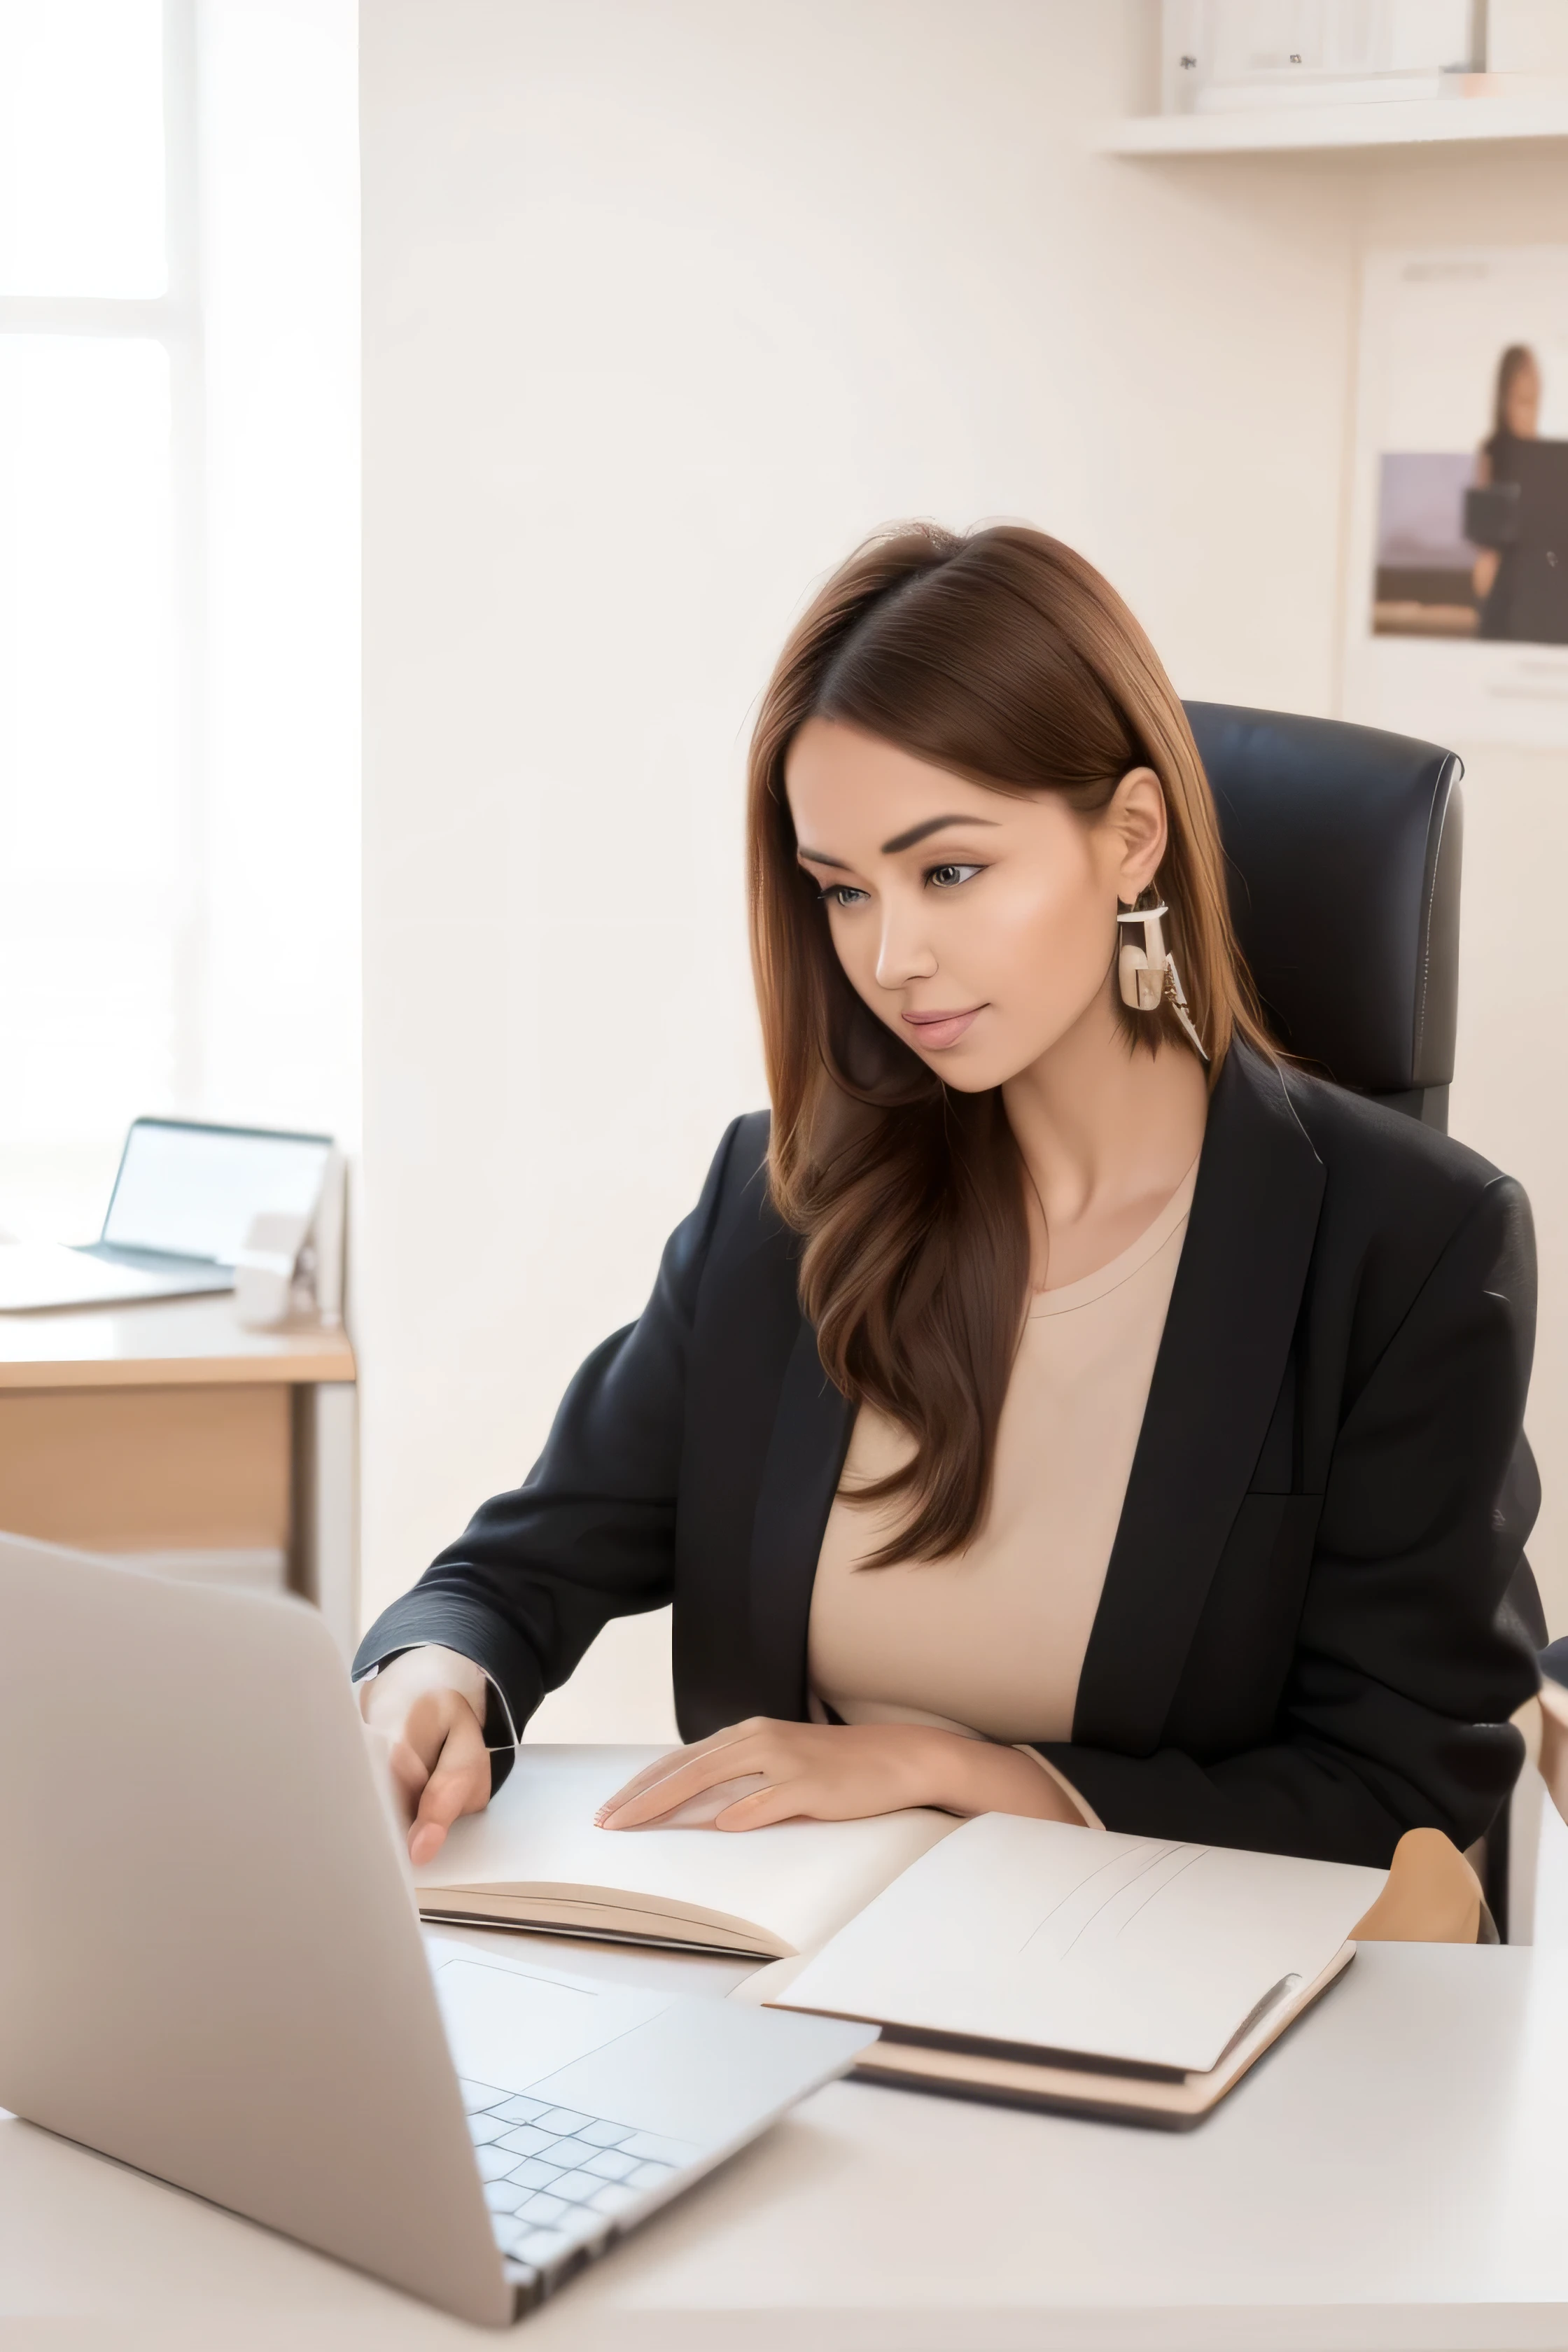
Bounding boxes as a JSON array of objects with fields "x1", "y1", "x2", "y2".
[{"x1": 1100, "y1": 766, "x2": 1168, "y2": 901}]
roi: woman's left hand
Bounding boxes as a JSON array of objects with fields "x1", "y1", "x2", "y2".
[{"x1": 594, "y1": 1716, "x2": 1082, "y2": 1832}]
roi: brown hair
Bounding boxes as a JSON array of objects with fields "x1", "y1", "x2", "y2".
[{"x1": 747, "y1": 522, "x2": 1271, "y2": 1564}]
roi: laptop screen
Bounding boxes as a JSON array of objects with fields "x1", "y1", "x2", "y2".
[{"x1": 101, "y1": 1121, "x2": 333, "y2": 1266}]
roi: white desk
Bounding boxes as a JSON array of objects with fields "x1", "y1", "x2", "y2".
[{"x1": 1, "y1": 1934, "x2": 1565, "y2": 2349}]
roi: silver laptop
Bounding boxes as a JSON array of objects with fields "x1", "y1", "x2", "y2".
[
  {"x1": 0, "y1": 1534, "x2": 876, "y2": 2325},
  {"x1": 0, "y1": 1117, "x2": 333, "y2": 1311}
]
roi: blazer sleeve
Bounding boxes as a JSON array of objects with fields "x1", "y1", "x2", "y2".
[
  {"x1": 351, "y1": 1117, "x2": 748, "y2": 1788},
  {"x1": 1035, "y1": 1176, "x2": 1542, "y2": 1865}
]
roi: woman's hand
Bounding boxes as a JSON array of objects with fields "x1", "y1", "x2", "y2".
[
  {"x1": 594, "y1": 1716, "x2": 1084, "y2": 1832},
  {"x1": 358, "y1": 1646, "x2": 493, "y2": 1865}
]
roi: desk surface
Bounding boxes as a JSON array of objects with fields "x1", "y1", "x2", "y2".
[
  {"x1": 0, "y1": 1292, "x2": 356, "y2": 1388},
  {"x1": 2, "y1": 1932, "x2": 1565, "y2": 2350}
]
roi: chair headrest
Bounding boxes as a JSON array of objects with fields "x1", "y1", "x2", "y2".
[{"x1": 1185, "y1": 702, "x2": 1462, "y2": 1101}]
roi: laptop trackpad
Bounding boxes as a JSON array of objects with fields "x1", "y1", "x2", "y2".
[{"x1": 431, "y1": 1955, "x2": 672, "y2": 2092}]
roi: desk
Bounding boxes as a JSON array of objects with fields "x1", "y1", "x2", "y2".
[
  {"x1": 0, "y1": 1296, "x2": 358, "y2": 1653},
  {"x1": 1, "y1": 1935, "x2": 1564, "y2": 2349}
]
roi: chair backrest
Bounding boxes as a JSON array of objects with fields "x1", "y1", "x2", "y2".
[{"x1": 1185, "y1": 703, "x2": 1462, "y2": 1133}]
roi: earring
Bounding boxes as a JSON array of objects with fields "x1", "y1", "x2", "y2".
[{"x1": 1116, "y1": 899, "x2": 1209, "y2": 1063}]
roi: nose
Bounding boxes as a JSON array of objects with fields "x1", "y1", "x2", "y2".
[{"x1": 874, "y1": 897, "x2": 939, "y2": 993}]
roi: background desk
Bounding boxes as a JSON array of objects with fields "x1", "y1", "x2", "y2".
[
  {"x1": 1, "y1": 1934, "x2": 1564, "y2": 2350},
  {"x1": 0, "y1": 1296, "x2": 358, "y2": 1653}
]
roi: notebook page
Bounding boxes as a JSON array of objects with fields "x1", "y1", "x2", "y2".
[
  {"x1": 775, "y1": 1812, "x2": 1386, "y2": 2073},
  {"x1": 416, "y1": 1745, "x2": 958, "y2": 1956}
]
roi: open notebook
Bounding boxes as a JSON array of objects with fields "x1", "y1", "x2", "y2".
[
  {"x1": 751, "y1": 1812, "x2": 1388, "y2": 2125},
  {"x1": 417, "y1": 1748, "x2": 1387, "y2": 2122},
  {"x1": 414, "y1": 1746, "x2": 958, "y2": 1958}
]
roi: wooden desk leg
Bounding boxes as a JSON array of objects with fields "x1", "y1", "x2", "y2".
[{"x1": 290, "y1": 1383, "x2": 359, "y2": 1660}]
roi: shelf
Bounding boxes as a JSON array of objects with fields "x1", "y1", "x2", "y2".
[{"x1": 1101, "y1": 94, "x2": 1568, "y2": 155}]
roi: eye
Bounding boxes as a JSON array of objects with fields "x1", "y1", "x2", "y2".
[
  {"x1": 818, "y1": 883, "x2": 869, "y2": 909},
  {"x1": 926, "y1": 862, "x2": 983, "y2": 890}
]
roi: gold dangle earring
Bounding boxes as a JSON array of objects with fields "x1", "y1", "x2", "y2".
[{"x1": 1115, "y1": 897, "x2": 1209, "y2": 1063}]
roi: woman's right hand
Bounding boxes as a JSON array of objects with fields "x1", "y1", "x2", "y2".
[{"x1": 358, "y1": 1646, "x2": 493, "y2": 1865}]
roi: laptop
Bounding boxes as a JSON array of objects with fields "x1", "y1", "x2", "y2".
[
  {"x1": 0, "y1": 1533, "x2": 876, "y2": 2325},
  {"x1": 0, "y1": 1118, "x2": 334, "y2": 1312}
]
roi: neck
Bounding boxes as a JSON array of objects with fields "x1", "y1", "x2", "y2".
[{"x1": 1001, "y1": 983, "x2": 1210, "y2": 1238}]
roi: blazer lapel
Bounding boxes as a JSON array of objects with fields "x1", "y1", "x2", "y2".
[
  {"x1": 1072, "y1": 1045, "x2": 1325, "y2": 1756},
  {"x1": 748, "y1": 1317, "x2": 854, "y2": 1719}
]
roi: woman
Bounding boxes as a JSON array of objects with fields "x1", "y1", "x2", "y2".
[
  {"x1": 358, "y1": 524, "x2": 1541, "y2": 1873},
  {"x1": 1472, "y1": 343, "x2": 1541, "y2": 633}
]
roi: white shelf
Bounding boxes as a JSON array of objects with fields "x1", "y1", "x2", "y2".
[{"x1": 1102, "y1": 94, "x2": 1568, "y2": 155}]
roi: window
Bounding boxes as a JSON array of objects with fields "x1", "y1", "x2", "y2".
[
  {"x1": 0, "y1": 0, "x2": 359, "y2": 1242},
  {"x1": 0, "y1": 1, "x2": 196, "y2": 1233}
]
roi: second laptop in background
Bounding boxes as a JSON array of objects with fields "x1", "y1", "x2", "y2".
[{"x1": 0, "y1": 1117, "x2": 337, "y2": 1313}]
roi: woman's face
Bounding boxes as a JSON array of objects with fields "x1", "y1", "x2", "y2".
[
  {"x1": 785, "y1": 718, "x2": 1168, "y2": 1094},
  {"x1": 1504, "y1": 359, "x2": 1541, "y2": 440}
]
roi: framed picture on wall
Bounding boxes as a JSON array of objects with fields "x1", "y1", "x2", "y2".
[{"x1": 1342, "y1": 246, "x2": 1568, "y2": 750}]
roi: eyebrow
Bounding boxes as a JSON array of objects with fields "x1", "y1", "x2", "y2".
[
  {"x1": 796, "y1": 813, "x2": 1000, "y2": 869},
  {"x1": 880, "y1": 813, "x2": 1000, "y2": 855}
]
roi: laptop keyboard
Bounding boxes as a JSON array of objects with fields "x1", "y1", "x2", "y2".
[{"x1": 458, "y1": 2078, "x2": 702, "y2": 2286}]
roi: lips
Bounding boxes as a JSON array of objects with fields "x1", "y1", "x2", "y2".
[{"x1": 901, "y1": 1006, "x2": 984, "y2": 1051}]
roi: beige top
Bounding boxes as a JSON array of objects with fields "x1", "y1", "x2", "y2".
[{"x1": 808, "y1": 1161, "x2": 1198, "y2": 1750}]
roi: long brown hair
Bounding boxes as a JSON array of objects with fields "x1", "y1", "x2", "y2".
[{"x1": 747, "y1": 522, "x2": 1271, "y2": 1564}]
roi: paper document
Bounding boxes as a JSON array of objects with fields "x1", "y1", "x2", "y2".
[{"x1": 775, "y1": 1812, "x2": 1386, "y2": 2076}]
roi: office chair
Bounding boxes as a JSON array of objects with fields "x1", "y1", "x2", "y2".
[
  {"x1": 1186, "y1": 702, "x2": 1460, "y2": 1131},
  {"x1": 1184, "y1": 702, "x2": 1552, "y2": 1940}
]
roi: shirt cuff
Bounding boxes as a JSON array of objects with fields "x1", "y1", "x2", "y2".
[
  {"x1": 354, "y1": 1642, "x2": 520, "y2": 1756},
  {"x1": 1013, "y1": 1744, "x2": 1104, "y2": 1830}
]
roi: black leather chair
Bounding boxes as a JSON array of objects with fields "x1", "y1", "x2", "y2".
[
  {"x1": 1186, "y1": 702, "x2": 1461, "y2": 1130},
  {"x1": 1184, "y1": 701, "x2": 1547, "y2": 1936}
]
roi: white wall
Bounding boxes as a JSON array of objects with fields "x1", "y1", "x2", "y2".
[{"x1": 360, "y1": 1, "x2": 1568, "y2": 1733}]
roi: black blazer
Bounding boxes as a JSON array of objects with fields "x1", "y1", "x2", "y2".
[{"x1": 356, "y1": 1044, "x2": 1544, "y2": 1867}]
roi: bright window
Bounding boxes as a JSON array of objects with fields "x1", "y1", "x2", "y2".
[
  {"x1": 0, "y1": 2, "x2": 193, "y2": 1235},
  {"x1": 0, "y1": 0, "x2": 360, "y2": 1241},
  {"x1": 0, "y1": 0, "x2": 167, "y2": 297},
  {"x1": 0, "y1": 330, "x2": 186, "y2": 1145}
]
